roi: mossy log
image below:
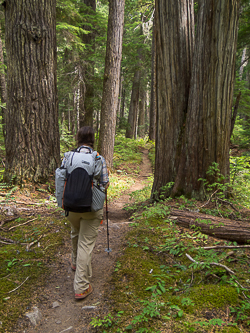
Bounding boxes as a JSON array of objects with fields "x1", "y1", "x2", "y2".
[{"x1": 169, "y1": 210, "x2": 250, "y2": 244}]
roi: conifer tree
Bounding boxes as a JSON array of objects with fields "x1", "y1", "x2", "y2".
[
  {"x1": 98, "y1": 0, "x2": 125, "y2": 168},
  {"x1": 4, "y1": 0, "x2": 60, "y2": 182}
]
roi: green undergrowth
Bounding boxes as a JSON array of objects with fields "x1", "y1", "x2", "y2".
[
  {"x1": 113, "y1": 134, "x2": 154, "y2": 174},
  {"x1": 91, "y1": 199, "x2": 250, "y2": 332},
  {"x1": 0, "y1": 211, "x2": 70, "y2": 333},
  {"x1": 107, "y1": 173, "x2": 135, "y2": 202}
]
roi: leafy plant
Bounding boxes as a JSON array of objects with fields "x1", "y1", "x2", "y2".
[
  {"x1": 198, "y1": 162, "x2": 228, "y2": 199},
  {"x1": 90, "y1": 312, "x2": 124, "y2": 331},
  {"x1": 230, "y1": 301, "x2": 250, "y2": 325},
  {"x1": 125, "y1": 297, "x2": 164, "y2": 331}
]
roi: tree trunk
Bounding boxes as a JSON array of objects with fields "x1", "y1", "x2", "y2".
[
  {"x1": 125, "y1": 70, "x2": 140, "y2": 139},
  {"x1": 119, "y1": 85, "x2": 126, "y2": 130},
  {"x1": 149, "y1": 18, "x2": 156, "y2": 141},
  {"x1": 170, "y1": 209, "x2": 250, "y2": 244},
  {"x1": 0, "y1": 27, "x2": 7, "y2": 139},
  {"x1": 120, "y1": 86, "x2": 125, "y2": 119},
  {"x1": 4, "y1": 0, "x2": 60, "y2": 183},
  {"x1": 239, "y1": 47, "x2": 247, "y2": 80},
  {"x1": 138, "y1": 89, "x2": 146, "y2": 138},
  {"x1": 98, "y1": 0, "x2": 125, "y2": 168},
  {"x1": 152, "y1": 0, "x2": 194, "y2": 198},
  {"x1": 116, "y1": 73, "x2": 123, "y2": 124},
  {"x1": 80, "y1": 0, "x2": 96, "y2": 128},
  {"x1": 231, "y1": 91, "x2": 241, "y2": 137},
  {"x1": 172, "y1": 0, "x2": 239, "y2": 199}
]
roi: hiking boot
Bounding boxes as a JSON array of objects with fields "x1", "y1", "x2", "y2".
[{"x1": 75, "y1": 284, "x2": 93, "y2": 300}]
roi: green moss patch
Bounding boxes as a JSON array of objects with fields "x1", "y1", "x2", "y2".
[
  {"x1": 188, "y1": 285, "x2": 238, "y2": 309},
  {"x1": 0, "y1": 211, "x2": 70, "y2": 332}
]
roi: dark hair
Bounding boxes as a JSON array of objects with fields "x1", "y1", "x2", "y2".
[{"x1": 76, "y1": 126, "x2": 95, "y2": 148}]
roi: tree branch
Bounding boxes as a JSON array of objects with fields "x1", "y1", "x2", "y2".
[
  {"x1": 199, "y1": 245, "x2": 250, "y2": 250},
  {"x1": 7, "y1": 276, "x2": 29, "y2": 294},
  {"x1": 185, "y1": 253, "x2": 235, "y2": 274},
  {"x1": 8, "y1": 218, "x2": 37, "y2": 231}
]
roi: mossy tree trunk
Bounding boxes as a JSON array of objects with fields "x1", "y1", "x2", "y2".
[
  {"x1": 4, "y1": 0, "x2": 60, "y2": 183},
  {"x1": 98, "y1": 0, "x2": 125, "y2": 168}
]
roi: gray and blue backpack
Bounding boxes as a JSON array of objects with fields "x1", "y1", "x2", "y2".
[{"x1": 55, "y1": 147, "x2": 105, "y2": 214}]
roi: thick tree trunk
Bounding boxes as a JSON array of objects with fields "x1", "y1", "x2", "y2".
[
  {"x1": 98, "y1": 0, "x2": 125, "y2": 168},
  {"x1": 172, "y1": 0, "x2": 239, "y2": 199},
  {"x1": 152, "y1": 0, "x2": 194, "y2": 198},
  {"x1": 0, "y1": 28, "x2": 7, "y2": 139},
  {"x1": 149, "y1": 18, "x2": 156, "y2": 141},
  {"x1": 126, "y1": 70, "x2": 140, "y2": 139},
  {"x1": 4, "y1": 0, "x2": 60, "y2": 183}
]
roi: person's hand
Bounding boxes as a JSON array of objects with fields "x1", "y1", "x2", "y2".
[{"x1": 104, "y1": 182, "x2": 109, "y2": 190}]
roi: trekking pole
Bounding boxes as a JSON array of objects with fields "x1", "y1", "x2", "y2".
[{"x1": 105, "y1": 189, "x2": 111, "y2": 255}]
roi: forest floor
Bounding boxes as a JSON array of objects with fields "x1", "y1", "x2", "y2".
[
  {"x1": 1, "y1": 145, "x2": 250, "y2": 333},
  {"x1": 11, "y1": 149, "x2": 153, "y2": 333}
]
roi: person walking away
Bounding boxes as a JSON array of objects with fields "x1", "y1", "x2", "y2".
[{"x1": 61, "y1": 126, "x2": 109, "y2": 300}]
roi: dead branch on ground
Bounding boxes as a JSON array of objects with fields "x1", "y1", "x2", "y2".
[{"x1": 8, "y1": 218, "x2": 38, "y2": 231}]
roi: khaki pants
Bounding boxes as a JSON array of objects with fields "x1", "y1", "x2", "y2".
[{"x1": 67, "y1": 209, "x2": 103, "y2": 294}]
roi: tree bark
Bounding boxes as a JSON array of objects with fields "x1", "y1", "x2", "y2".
[
  {"x1": 152, "y1": 0, "x2": 194, "y2": 198},
  {"x1": 231, "y1": 91, "x2": 241, "y2": 137},
  {"x1": 138, "y1": 89, "x2": 146, "y2": 138},
  {"x1": 239, "y1": 47, "x2": 247, "y2": 80},
  {"x1": 80, "y1": 0, "x2": 96, "y2": 128},
  {"x1": 0, "y1": 27, "x2": 7, "y2": 139},
  {"x1": 149, "y1": 18, "x2": 156, "y2": 141},
  {"x1": 119, "y1": 85, "x2": 126, "y2": 130},
  {"x1": 170, "y1": 209, "x2": 250, "y2": 244},
  {"x1": 4, "y1": 0, "x2": 60, "y2": 183},
  {"x1": 172, "y1": 0, "x2": 240, "y2": 199},
  {"x1": 98, "y1": 0, "x2": 125, "y2": 168},
  {"x1": 126, "y1": 70, "x2": 140, "y2": 139}
]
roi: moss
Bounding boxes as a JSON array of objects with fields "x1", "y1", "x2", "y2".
[
  {"x1": 188, "y1": 285, "x2": 238, "y2": 309},
  {"x1": 0, "y1": 213, "x2": 70, "y2": 332}
]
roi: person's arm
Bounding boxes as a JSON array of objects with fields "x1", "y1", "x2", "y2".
[
  {"x1": 99, "y1": 156, "x2": 109, "y2": 189},
  {"x1": 60, "y1": 151, "x2": 71, "y2": 168}
]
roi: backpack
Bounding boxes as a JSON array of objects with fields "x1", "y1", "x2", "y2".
[{"x1": 55, "y1": 147, "x2": 105, "y2": 214}]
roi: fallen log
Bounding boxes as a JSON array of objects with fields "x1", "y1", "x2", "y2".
[{"x1": 169, "y1": 209, "x2": 250, "y2": 244}]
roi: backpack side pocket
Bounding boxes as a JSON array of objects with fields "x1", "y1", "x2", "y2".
[
  {"x1": 92, "y1": 184, "x2": 105, "y2": 212},
  {"x1": 55, "y1": 167, "x2": 67, "y2": 208}
]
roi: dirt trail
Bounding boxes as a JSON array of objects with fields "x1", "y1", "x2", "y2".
[{"x1": 15, "y1": 149, "x2": 152, "y2": 333}]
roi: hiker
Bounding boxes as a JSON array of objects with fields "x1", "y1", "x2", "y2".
[{"x1": 61, "y1": 126, "x2": 109, "y2": 300}]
